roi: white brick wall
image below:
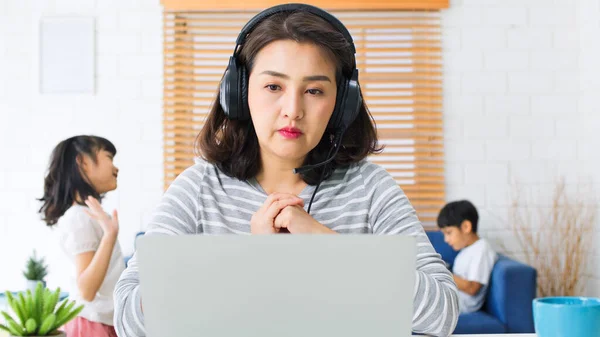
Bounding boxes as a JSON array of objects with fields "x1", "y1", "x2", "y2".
[
  {"x1": 444, "y1": 0, "x2": 600, "y2": 297},
  {"x1": 507, "y1": 28, "x2": 553, "y2": 49},
  {"x1": 579, "y1": 0, "x2": 600, "y2": 297},
  {"x1": 0, "y1": 0, "x2": 163, "y2": 291}
]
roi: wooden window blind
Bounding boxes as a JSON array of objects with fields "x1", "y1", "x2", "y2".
[
  {"x1": 163, "y1": 4, "x2": 445, "y2": 227},
  {"x1": 162, "y1": 1, "x2": 449, "y2": 11}
]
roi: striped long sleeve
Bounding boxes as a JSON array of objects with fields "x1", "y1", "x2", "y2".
[
  {"x1": 365, "y1": 164, "x2": 459, "y2": 336},
  {"x1": 113, "y1": 165, "x2": 204, "y2": 336}
]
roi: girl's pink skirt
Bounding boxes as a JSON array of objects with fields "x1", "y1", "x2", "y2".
[{"x1": 61, "y1": 316, "x2": 117, "y2": 337}]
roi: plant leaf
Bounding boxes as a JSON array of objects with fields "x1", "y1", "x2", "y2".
[
  {"x1": 1, "y1": 312, "x2": 24, "y2": 336},
  {"x1": 25, "y1": 290, "x2": 33, "y2": 319},
  {"x1": 5, "y1": 292, "x2": 14, "y2": 312},
  {"x1": 18, "y1": 293, "x2": 29, "y2": 322},
  {"x1": 37, "y1": 313, "x2": 56, "y2": 336},
  {"x1": 12, "y1": 300, "x2": 25, "y2": 327},
  {"x1": 5, "y1": 292, "x2": 25, "y2": 326},
  {"x1": 25, "y1": 318, "x2": 37, "y2": 334},
  {"x1": 43, "y1": 289, "x2": 51, "y2": 309},
  {"x1": 34, "y1": 282, "x2": 44, "y2": 325},
  {"x1": 5, "y1": 292, "x2": 14, "y2": 307},
  {"x1": 1, "y1": 312, "x2": 18, "y2": 327},
  {"x1": 8, "y1": 320, "x2": 24, "y2": 336},
  {"x1": 55, "y1": 301, "x2": 75, "y2": 324},
  {"x1": 44, "y1": 288, "x2": 60, "y2": 317},
  {"x1": 23, "y1": 250, "x2": 48, "y2": 281},
  {"x1": 52, "y1": 304, "x2": 84, "y2": 332},
  {"x1": 52, "y1": 299, "x2": 68, "y2": 323},
  {"x1": 0, "y1": 324, "x2": 12, "y2": 333}
]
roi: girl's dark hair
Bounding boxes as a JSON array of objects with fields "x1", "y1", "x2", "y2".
[
  {"x1": 38, "y1": 135, "x2": 116, "y2": 226},
  {"x1": 197, "y1": 10, "x2": 383, "y2": 185}
]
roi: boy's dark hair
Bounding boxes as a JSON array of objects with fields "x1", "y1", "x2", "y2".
[
  {"x1": 196, "y1": 10, "x2": 383, "y2": 185},
  {"x1": 437, "y1": 200, "x2": 479, "y2": 233},
  {"x1": 38, "y1": 135, "x2": 116, "y2": 226}
]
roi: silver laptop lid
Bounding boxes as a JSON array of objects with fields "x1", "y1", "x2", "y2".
[{"x1": 136, "y1": 234, "x2": 416, "y2": 337}]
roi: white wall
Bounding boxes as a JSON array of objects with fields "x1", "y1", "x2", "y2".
[
  {"x1": 578, "y1": 0, "x2": 600, "y2": 297},
  {"x1": 0, "y1": 0, "x2": 163, "y2": 291},
  {"x1": 442, "y1": 0, "x2": 600, "y2": 296},
  {"x1": 0, "y1": 0, "x2": 598, "y2": 297}
]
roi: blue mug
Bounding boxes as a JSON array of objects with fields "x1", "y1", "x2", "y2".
[{"x1": 533, "y1": 297, "x2": 600, "y2": 337}]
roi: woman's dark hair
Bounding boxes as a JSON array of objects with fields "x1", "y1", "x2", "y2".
[
  {"x1": 437, "y1": 200, "x2": 480, "y2": 233},
  {"x1": 197, "y1": 10, "x2": 383, "y2": 185},
  {"x1": 38, "y1": 135, "x2": 116, "y2": 226}
]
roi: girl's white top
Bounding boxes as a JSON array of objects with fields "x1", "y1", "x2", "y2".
[{"x1": 55, "y1": 204, "x2": 125, "y2": 326}]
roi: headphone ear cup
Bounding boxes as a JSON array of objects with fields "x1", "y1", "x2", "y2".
[
  {"x1": 220, "y1": 57, "x2": 240, "y2": 120},
  {"x1": 239, "y1": 65, "x2": 250, "y2": 121},
  {"x1": 219, "y1": 69, "x2": 231, "y2": 118},
  {"x1": 329, "y1": 77, "x2": 348, "y2": 130},
  {"x1": 339, "y1": 69, "x2": 361, "y2": 131}
]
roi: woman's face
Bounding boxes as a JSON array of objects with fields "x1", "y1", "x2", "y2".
[{"x1": 247, "y1": 39, "x2": 337, "y2": 166}]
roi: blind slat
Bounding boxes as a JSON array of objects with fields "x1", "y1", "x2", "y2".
[{"x1": 161, "y1": 0, "x2": 449, "y2": 11}]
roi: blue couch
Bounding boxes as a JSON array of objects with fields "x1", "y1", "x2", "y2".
[
  {"x1": 124, "y1": 231, "x2": 146, "y2": 267},
  {"x1": 426, "y1": 231, "x2": 537, "y2": 334}
]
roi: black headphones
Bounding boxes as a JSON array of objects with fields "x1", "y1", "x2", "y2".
[{"x1": 219, "y1": 3, "x2": 362, "y2": 133}]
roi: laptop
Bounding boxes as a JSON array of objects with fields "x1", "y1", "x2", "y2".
[{"x1": 136, "y1": 234, "x2": 416, "y2": 337}]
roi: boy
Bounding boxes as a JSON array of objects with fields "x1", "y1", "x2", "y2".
[{"x1": 437, "y1": 200, "x2": 497, "y2": 314}]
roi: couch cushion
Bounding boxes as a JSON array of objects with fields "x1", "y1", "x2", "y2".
[{"x1": 454, "y1": 311, "x2": 507, "y2": 334}]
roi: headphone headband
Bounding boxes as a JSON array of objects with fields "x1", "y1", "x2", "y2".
[{"x1": 235, "y1": 3, "x2": 356, "y2": 55}]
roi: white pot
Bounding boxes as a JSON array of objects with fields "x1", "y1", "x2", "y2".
[{"x1": 25, "y1": 280, "x2": 45, "y2": 292}]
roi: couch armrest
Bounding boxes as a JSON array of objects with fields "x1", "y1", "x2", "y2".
[{"x1": 484, "y1": 254, "x2": 537, "y2": 333}]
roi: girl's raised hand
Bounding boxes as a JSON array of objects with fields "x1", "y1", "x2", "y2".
[{"x1": 84, "y1": 196, "x2": 119, "y2": 237}]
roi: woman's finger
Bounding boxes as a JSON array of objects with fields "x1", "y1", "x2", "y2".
[
  {"x1": 264, "y1": 198, "x2": 303, "y2": 221},
  {"x1": 268, "y1": 193, "x2": 302, "y2": 204},
  {"x1": 273, "y1": 206, "x2": 298, "y2": 229},
  {"x1": 273, "y1": 214, "x2": 285, "y2": 228},
  {"x1": 263, "y1": 193, "x2": 303, "y2": 210},
  {"x1": 256, "y1": 194, "x2": 299, "y2": 217}
]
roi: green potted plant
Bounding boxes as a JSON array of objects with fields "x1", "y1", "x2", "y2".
[
  {"x1": 0, "y1": 282, "x2": 83, "y2": 336},
  {"x1": 22, "y1": 251, "x2": 48, "y2": 292}
]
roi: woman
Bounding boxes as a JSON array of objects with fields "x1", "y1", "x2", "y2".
[{"x1": 114, "y1": 4, "x2": 459, "y2": 337}]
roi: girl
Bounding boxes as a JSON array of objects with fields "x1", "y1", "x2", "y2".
[
  {"x1": 115, "y1": 4, "x2": 459, "y2": 337},
  {"x1": 38, "y1": 135, "x2": 124, "y2": 337}
]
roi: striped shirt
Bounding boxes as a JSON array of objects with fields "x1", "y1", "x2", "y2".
[{"x1": 114, "y1": 158, "x2": 459, "y2": 337}]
